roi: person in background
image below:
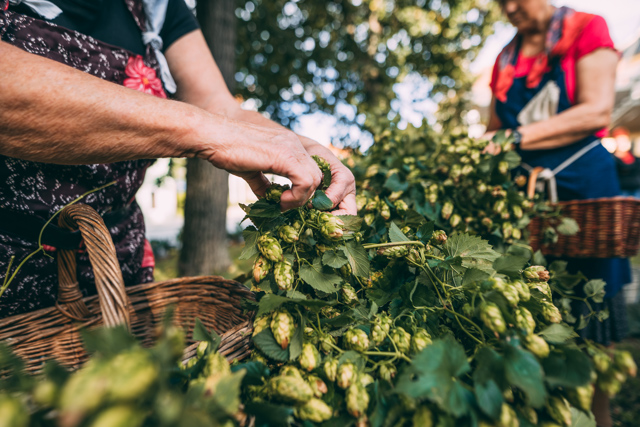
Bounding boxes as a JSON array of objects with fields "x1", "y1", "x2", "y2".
[
  {"x1": 612, "y1": 127, "x2": 640, "y2": 198},
  {"x1": 482, "y1": 1, "x2": 630, "y2": 425}
]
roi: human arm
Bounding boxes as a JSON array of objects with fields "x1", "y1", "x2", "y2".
[
  {"x1": 165, "y1": 30, "x2": 357, "y2": 215},
  {"x1": 0, "y1": 40, "x2": 321, "y2": 210},
  {"x1": 514, "y1": 49, "x2": 618, "y2": 150}
]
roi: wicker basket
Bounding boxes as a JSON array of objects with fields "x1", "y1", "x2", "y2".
[
  {"x1": 0, "y1": 204, "x2": 254, "y2": 373},
  {"x1": 526, "y1": 168, "x2": 640, "y2": 258}
]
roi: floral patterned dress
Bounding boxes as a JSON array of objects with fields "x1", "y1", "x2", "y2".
[{"x1": 0, "y1": 0, "x2": 167, "y2": 317}]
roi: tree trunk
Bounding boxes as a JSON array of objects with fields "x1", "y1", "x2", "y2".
[{"x1": 179, "y1": 0, "x2": 236, "y2": 276}]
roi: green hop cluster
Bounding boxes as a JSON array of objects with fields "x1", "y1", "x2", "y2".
[
  {"x1": 394, "y1": 199, "x2": 409, "y2": 214},
  {"x1": 524, "y1": 265, "x2": 551, "y2": 282},
  {"x1": 295, "y1": 398, "x2": 333, "y2": 423},
  {"x1": 479, "y1": 302, "x2": 506, "y2": 334},
  {"x1": 268, "y1": 375, "x2": 313, "y2": 404},
  {"x1": 307, "y1": 375, "x2": 328, "y2": 397},
  {"x1": 319, "y1": 213, "x2": 344, "y2": 241},
  {"x1": 413, "y1": 406, "x2": 434, "y2": 427},
  {"x1": 390, "y1": 327, "x2": 411, "y2": 354},
  {"x1": 541, "y1": 301, "x2": 562, "y2": 324},
  {"x1": 271, "y1": 310, "x2": 295, "y2": 350},
  {"x1": 410, "y1": 328, "x2": 432, "y2": 354},
  {"x1": 265, "y1": 183, "x2": 290, "y2": 203},
  {"x1": 379, "y1": 364, "x2": 397, "y2": 383},
  {"x1": 566, "y1": 385, "x2": 593, "y2": 413},
  {"x1": 525, "y1": 335, "x2": 550, "y2": 359},
  {"x1": 274, "y1": 260, "x2": 294, "y2": 291},
  {"x1": 279, "y1": 225, "x2": 299, "y2": 243},
  {"x1": 345, "y1": 384, "x2": 369, "y2": 418},
  {"x1": 441, "y1": 201, "x2": 454, "y2": 220},
  {"x1": 341, "y1": 284, "x2": 359, "y2": 305},
  {"x1": 253, "y1": 255, "x2": 271, "y2": 284},
  {"x1": 377, "y1": 245, "x2": 409, "y2": 258},
  {"x1": 257, "y1": 234, "x2": 283, "y2": 262},
  {"x1": 344, "y1": 328, "x2": 370, "y2": 352},
  {"x1": 430, "y1": 230, "x2": 448, "y2": 245},
  {"x1": 515, "y1": 307, "x2": 536, "y2": 335},
  {"x1": 337, "y1": 363, "x2": 357, "y2": 389},
  {"x1": 299, "y1": 343, "x2": 321, "y2": 372},
  {"x1": 545, "y1": 396, "x2": 572, "y2": 426},
  {"x1": 318, "y1": 334, "x2": 336, "y2": 354},
  {"x1": 323, "y1": 358, "x2": 339, "y2": 383}
]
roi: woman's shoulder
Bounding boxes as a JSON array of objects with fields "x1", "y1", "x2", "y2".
[{"x1": 571, "y1": 13, "x2": 616, "y2": 60}]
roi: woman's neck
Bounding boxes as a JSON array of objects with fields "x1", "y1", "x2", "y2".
[{"x1": 520, "y1": 5, "x2": 556, "y2": 55}]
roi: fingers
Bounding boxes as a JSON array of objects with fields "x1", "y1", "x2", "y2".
[
  {"x1": 324, "y1": 167, "x2": 357, "y2": 213},
  {"x1": 278, "y1": 152, "x2": 323, "y2": 211},
  {"x1": 241, "y1": 171, "x2": 272, "y2": 198},
  {"x1": 331, "y1": 193, "x2": 357, "y2": 216}
]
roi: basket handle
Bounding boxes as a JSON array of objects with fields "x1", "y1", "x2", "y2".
[
  {"x1": 56, "y1": 204, "x2": 131, "y2": 328},
  {"x1": 527, "y1": 166, "x2": 545, "y2": 200}
]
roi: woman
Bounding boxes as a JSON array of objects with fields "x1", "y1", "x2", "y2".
[
  {"x1": 484, "y1": 1, "x2": 629, "y2": 425},
  {"x1": 0, "y1": 0, "x2": 356, "y2": 317}
]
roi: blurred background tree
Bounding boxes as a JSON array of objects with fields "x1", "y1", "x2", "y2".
[{"x1": 235, "y1": 0, "x2": 500, "y2": 145}]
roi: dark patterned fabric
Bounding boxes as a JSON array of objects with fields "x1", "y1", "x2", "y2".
[{"x1": 0, "y1": 1, "x2": 161, "y2": 318}]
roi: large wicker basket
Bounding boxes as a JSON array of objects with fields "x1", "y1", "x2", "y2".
[
  {"x1": 0, "y1": 204, "x2": 254, "y2": 373},
  {"x1": 527, "y1": 168, "x2": 640, "y2": 258}
]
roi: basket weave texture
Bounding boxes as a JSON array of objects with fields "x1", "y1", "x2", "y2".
[
  {"x1": 528, "y1": 196, "x2": 640, "y2": 258},
  {"x1": 0, "y1": 204, "x2": 254, "y2": 373}
]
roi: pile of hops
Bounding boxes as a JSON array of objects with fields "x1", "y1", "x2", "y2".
[{"x1": 236, "y1": 155, "x2": 636, "y2": 426}]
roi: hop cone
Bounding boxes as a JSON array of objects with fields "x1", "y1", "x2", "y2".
[
  {"x1": 265, "y1": 183, "x2": 290, "y2": 203},
  {"x1": 525, "y1": 335, "x2": 550, "y2": 359},
  {"x1": 299, "y1": 343, "x2": 321, "y2": 372},
  {"x1": 501, "y1": 285, "x2": 520, "y2": 307},
  {"x1": 430, "y1": 230, "x2": 447, "y2": 245},
  {"x1": 274, "y1": 260, "x2": 294, "y2": 291},
  {"x1": 319, "y1": 214, "x2": 344, "y2": 241},
  {"x1": 513, "y1": 280, "x2": 531, "y2": 302},
  {"x1": 479, "y1": 302, "x2": 507, "y2": 334},
  {"x1": 541, "y1": 302, "x2": 562, "y2": 324},
  {"x1": 390, "y1": 327, "x2": 412, "y2": 354},
  {"x1": 412, "y1": 406, "x2": 434, "y2": 427},
  {"x1": 280, "y1": 365, "x2": 303, "y2": 379},
  {"x1": 344, "y1": 328, "x2": 370, "y2": 352},
  {"x1": 370, "y1": 323, "x2": 386, "y2": 346},
  {"x1": 441, "y1": 202, "x2": 454, "y2": 220},
  {"x1": 524, "y1": 266, "x2": 550, "y2": 282},
  {"x1": 295, "y1": 398, "x2": 333, "y2": 423},
  {"x1": 271, "y1": 310, "x2": 295, "y2": 350},
  {"x1": 346, "y1": 384, "x2": 370, "y2": 418},
  {"x1": 318, "y1": 334, "x2": 336, "y2": 354},
  {"x1": 615, "y1": 351, "x2": 637, "y2": 377},
  {"x1": 377, "y1": 245, "x2": 409, "y2": 258},
  {"x1": 515, "y1": 307, "x2": 536, "y2": 335},
  {"x1": 546, "y1": 396, "x2": 572, "y2": 426},
  {"x1": 252, "y1": 315, "x2": 271, "y2": 337},
  {"x1": 307, "y1": 375, "x2": 328, "y2": 397},
  {"x1": 279, "y1": 225, "x2": 299, "y2": 243},
  {"x1": 323, "y1": 358, "x2": 339, "y2": 383},
  {"x1": 410, "y1": 328, "x2": 432, "y2": 354},
  {"x1": 268, "y1": 375, "x2": 313, "y2": 404},
  {"x1": 337, "y1": 362, "x2": 356, "y2": 389},
  {"x1": 566, "y1": 385, "x2": 593, "y2": 413},
  {"x1": 257, "y1": 235, "x2": 283, "y2": 262},
  {"x1": 341, "y1": 285, "x2": 359, "y2": 305},
  {"x1": 379, "y1": 364, "x2": 397, "y2": 382},
  {"x1": 394, "y1": 199, "x2": 409, "y2": 214},
  {"x1": 380, "y1": 203, "x2": 391, "y2": 220},
  {"x1": 253, "y1": 255, "x2": 271, "y2": 283},
  {"x1": 499, "y1": 403, "x2": 519, "y2": 427}
]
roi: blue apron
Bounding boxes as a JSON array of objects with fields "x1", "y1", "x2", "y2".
[{"x1": 495, "y1": 46, "x2": 631, "y2": 298}]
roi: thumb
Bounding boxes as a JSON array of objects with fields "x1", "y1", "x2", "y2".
[{"x1": 239, "y1": 171, "x2": 272, "y2": 198}]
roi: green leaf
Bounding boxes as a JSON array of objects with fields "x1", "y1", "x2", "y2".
[
  {"x1": 252, "y1": 329, "x2": 289, "y2": 362},
  {"x1": 257, "y1": 294, "x2": 290, "y2": 318},
  {"x1": 289, "y1": 321, "x2": 304, "y2": 361},
  {"x1": 384, "y1": 173, "x2": 409, "y2": 192},
  {"x1": 538, "y1": 324, "x2": 578, "y2": 344},
  {"x1": 213, "y1": 370, "x2": 246, "y2": 415},
  {"x1": 338, "y1": 215, "x2": 363, "y2": 231},
  {"x1": 395, "y1": 337, "x2": 472, "y2": 417},
  {"x1": 341, "y1": 240, "x2": 370, "y2": 278},
  {"x1": 571, "y1": 407, "x2": 596, "y2": 427},
  {"x1": 312, "y1": 190, "x2": 334, "y2": 211},
  {"x1": 584, "y1": 279, "x2": 606, "y2": 303},
  {"x1": 239, "y1": 227, "x2": 260, "y2": 260},
  {"x1": 323, "y1": 250, "x2": 349, "y2": 268},
  {"x1": 248, "y1": 199, "x2": 282, "y2": 218},
  {"x1": 542, "y1": 348, "x2": 592, "y2": 388},
  {"x1": 532, "y1": 250, "x2": 547, "y2": 266},
  {"x1": 388, "y1": 222, "x2": 410, "y2": 242},
  {"x1": 504, "y1": 344, "x2": 546, "y2": 408},
  {"x1": 231, "y1": 361, "x2": 270, "y2": 387},
  {"x1": 462, "y1": 268, "x2": 491, "y2": 286},
  {"x1": 299, "y1": 258, "x2": 342, "y2": 293},
  {"x1": 493, "y1": 255, "x2": 529, "y2": 277},
  {"x1": 243, "y1": 402, "x2": 294, "y2": 427},
  {"x1": 557, "y1": 217, "x2": 580, "y2": 236},
  {"x1": 443, "y1": 233, "x2": 500, "y2": 272},
  {"x1": 416, "y1": 223, "x2": 434, "y2": 246},
  {"x1": 503, "y1": 150, "x2": 522, "y2": 168},
  {"x1": 193, "y1": 318, "x2": 222, "y2": 352},
  {"x1": 475, "y1": 380, "x2": 503, "y2": 420}
]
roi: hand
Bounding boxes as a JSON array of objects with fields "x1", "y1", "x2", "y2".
[
  {"x1": 200, "y1": 118, "x2": 323, "y2": 211},
  {"x1": 303, "y1": 143, "x2": 357, "y2": 216}
]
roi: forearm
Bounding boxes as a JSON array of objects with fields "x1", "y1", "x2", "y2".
[
  {"x1": 0, "y1": 41, "x2": 208, "y2": 164},
  {"x1": 518, "y1": 103, "x2": 608, "y2": 150}
]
